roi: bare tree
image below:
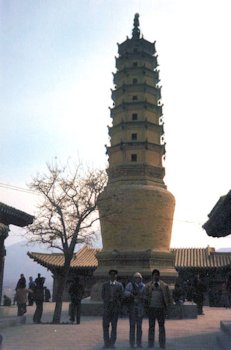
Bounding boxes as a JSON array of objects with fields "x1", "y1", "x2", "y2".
[{"x1": 26, "y1": 161, "x2": 107, "y2": 323}]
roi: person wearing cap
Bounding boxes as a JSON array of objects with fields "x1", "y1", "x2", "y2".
[
  {"x1": 144, "y1": 269, "x2": 172, "y2": 349},
  {"x1": 101, "y1": 269, "x2": 124, "y2": 349},
  {"x1": 124, "y1": 272, "x2": 145, "y2": 348}
]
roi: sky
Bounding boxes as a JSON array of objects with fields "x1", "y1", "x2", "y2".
[{"x1": 1, "y1": 0, "x2": 231, "y2": 249}]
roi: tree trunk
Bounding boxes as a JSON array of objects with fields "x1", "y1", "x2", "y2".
[{"x1": 52, "y1": 272, "x2": 68, "y2": 323}]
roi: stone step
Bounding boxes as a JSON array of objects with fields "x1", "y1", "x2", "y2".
[
  {"x1": 220, "y1": 321, "x2": 231, "y2": 335},
  {"x1": 216, "y1": 332, "x2": 231, "y2": 350},
  {"x1": 0, "y1": 315, "x2": 26, "y2": 329},
  {"x1": 216, "y1": 321, "x2": 231, "y2": 350}
]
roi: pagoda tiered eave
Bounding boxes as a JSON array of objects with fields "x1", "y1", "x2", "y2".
[
  {"x1": 115, "y1": 52, "x2": 157, "y2": 70},
  {"x1": 108, "y1": 121, "x2": 164, "y2": 136},
  {"x1": 110, "y1": 101, "x2": 163, "y2": 117},
  {"x1": 118, "y1": 37, "x2": 156, "y2": 56},
  {"x1": 106, "y1": 141, "x2": 166, "y2": 155},
  {"x1": 113, "y1": 66, "x2": 159, "y2": 86},
  {"x1": 111, "y1": 83, "x2": 161, "y2": 100}
]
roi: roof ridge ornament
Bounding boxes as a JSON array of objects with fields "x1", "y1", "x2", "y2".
[{"x1": 132, "y1": 13, "x2": 140, "y2": 39}]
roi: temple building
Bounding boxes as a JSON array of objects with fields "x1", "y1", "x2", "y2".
[
  {"x1": 0, "y1": 202, "x2": 34, "y2": 303},
  {"x1": 29, "y1": 245, "x2": 231, "y2": 306},
  {"x1": 28, "y1": 246, "x2": 99, "y2": 301}
]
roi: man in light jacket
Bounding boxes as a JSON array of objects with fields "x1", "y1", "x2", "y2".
[
  {"x1": 124, "y1": 272, "x2": 145, "y2": 348},
  {"x1": 144, "y1": 269, "x2": 172, "y2": 349}
]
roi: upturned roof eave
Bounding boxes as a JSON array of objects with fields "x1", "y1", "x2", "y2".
[{"x1": 0, "y1": 202, "x2": 34, "y2": 227}]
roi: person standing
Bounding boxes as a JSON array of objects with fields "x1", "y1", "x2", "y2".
[
  {"x1": 28, "y1": 276, "x2": 35, "y2": 306},
  {"x1": 192, "y1": 274, "x2": 206, "y2": 315},
  {"x1": 144, "y1": 269, "x2": 172, "y2": 349},
  {"x1": 124, "y1": 272, "x2": 145, "y2": 348},
  {"x1": 68, "y1": 277, "x2": 84, "y2": 324},
  {"x1": 33, "y1": 276, "x2": 45, "y2": 323},
  {"x1": 225, "y1": 272, "x2": 231, "y2": 308},
  {"x1": 101, "y1": 269, "x2": 124, "y2": 349},
  {"x1": 15, "y1": 281, "x2": 32, "y2": 316},
  {"x1": 44, "y1": 287, "x2": 51, "y2": 302},
  {"x1": 172, "y1": 283, "x2": 185, "y2": 305},
  {"x1": 15, "y1": 274, "x2": 26, "y2": 291}
]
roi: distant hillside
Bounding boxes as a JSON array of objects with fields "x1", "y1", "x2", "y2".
[
  {"x1": 217, "y1": 247, "x2": 231, "y2": 252},
  {"x1": 3, "y1": 241, "x2": 53, "y2": 290}
]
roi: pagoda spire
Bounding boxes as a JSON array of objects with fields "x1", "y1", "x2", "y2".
[{"x1": 132, "y1": 13, "x2": 140, "y2": 39}]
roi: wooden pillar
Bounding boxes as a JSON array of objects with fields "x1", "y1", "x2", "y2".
[{"x1": 0, "y1": 224, "x2": 9, "y2": 304}]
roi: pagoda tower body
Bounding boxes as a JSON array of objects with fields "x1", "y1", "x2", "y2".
[{"x1": 95, "y1": 14, "x2": 177, "y2": 287}]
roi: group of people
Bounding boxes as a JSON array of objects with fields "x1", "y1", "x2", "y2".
[
  {"x1": 14, "y1": 273, "x2": 51, "y2": 323},
  {"x1": 67, "y1": 269, "x2": 171, "y2": 349},
  {"x1": 172, "y1": 275, "x2": 207, "y2": 316},
  {"x1": 12, "y1": 269, "x2": 208, "y2": 349},
  {"x1": 101, "y1": 269, "x2": 172, "y2": 349}
]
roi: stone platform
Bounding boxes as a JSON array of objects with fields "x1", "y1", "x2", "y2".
[
  {"x1": 216, "y1": 320, "x2": 231, "y2": 350},
  {"x1": 81, "y1": 297, "x2": 198, "y2": 319}
]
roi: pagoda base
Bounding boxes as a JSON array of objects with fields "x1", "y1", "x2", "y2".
[{"x1": 91, "y1": 249, "x2": 178, "y2": 301}]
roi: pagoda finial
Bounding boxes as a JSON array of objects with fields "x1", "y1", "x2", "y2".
[{"x1": 132, "y1": 13, "x2": 140, "y2": 39}]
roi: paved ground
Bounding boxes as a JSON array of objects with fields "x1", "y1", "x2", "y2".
[{"x1": 0, "y1": 303, "x2": 231, "y2": 349}]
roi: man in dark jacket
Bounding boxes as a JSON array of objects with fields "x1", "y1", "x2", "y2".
[
  {"x1": 28, "y1": 276, "x2": 35, "y2": 306},
  {"x1": 101, "y1": 269, "x2": 124, "y2": 349},
  {"x1": 192, "y1": 274, "x2": 207, "y2": 315},
  {"x1": 33, "y1": 276, "x2": 45, "y2": 323},
  {"x1": 68, "y1": 277, "x2": 84, "y2": 324},
  {"x1": 15, "y1": 274, "x2": 26, "y2": 290}
]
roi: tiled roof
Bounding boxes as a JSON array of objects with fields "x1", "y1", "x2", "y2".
[
  {"x1": 173, "y1": 247, "x2": 231, "y2": 269},
  {"x1": 28, "y1": 246, "x2": 231, "y2": 271},
  {"x1": 27, "y1": 245, "x2": 100, "y2": 270},
  {"x1": 0, "y1": 202, "x2": 34, "y2": 227}
]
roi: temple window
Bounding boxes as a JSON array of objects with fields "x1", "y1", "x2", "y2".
[
  {"x1": 133, "y1": 62, "x2": 138, "y2": 67},
  {"x1": 131, "y1": 154, "x2": 137, "y2": 162},
  {"x1": 132, "y1": 78, "x2": 138, "y2": 84},
  {"x1": 132, "y1": 96, "x2": 138, "y2": 100},
  {"x1": 131, "y1": 133, "x2": 137, "y2": 140},
  {"x1": 132, "y1": 113, "x2": 138, "y2": 120}
]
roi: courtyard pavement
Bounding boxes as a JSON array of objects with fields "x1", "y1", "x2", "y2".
[{"x1": 0, "y1": 303, "x2": 231, "y2": 349}]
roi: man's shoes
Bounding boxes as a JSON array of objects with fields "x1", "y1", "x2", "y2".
[
  {"x1": 147, "y1": 345, "x2": 154, "y2": 348},
  {"x1": 160, "y1": 345, "x2": 165, "y2": 349},
  {"x1": 137, "y1": 345, "x2": 143, "y2": 348},
  {"x1": 102, "y1": 345, "x2": 110, "y2": 349},
  {"x1": 110, "y1": 346, "x2": 116, "y2": 349}
]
